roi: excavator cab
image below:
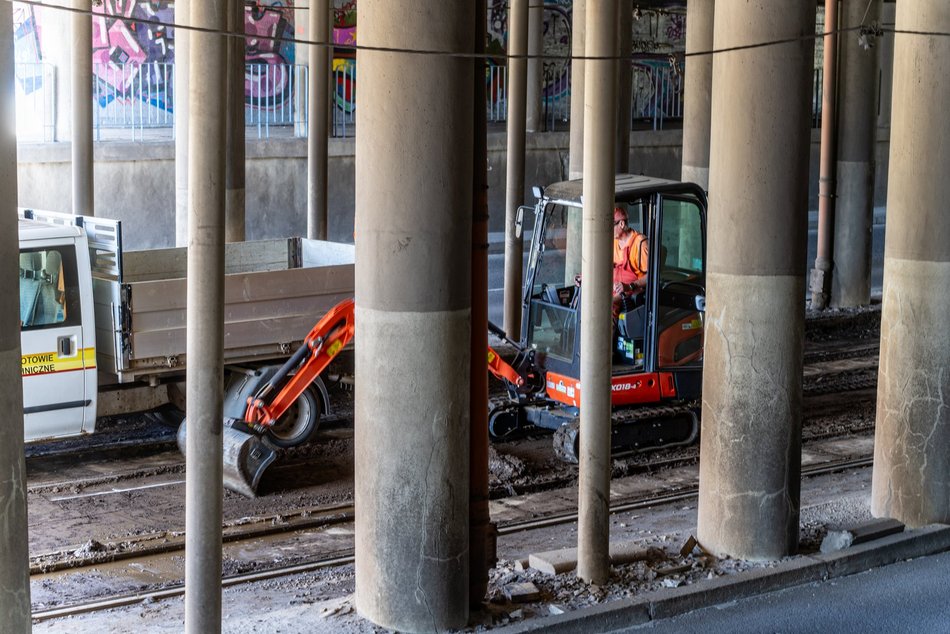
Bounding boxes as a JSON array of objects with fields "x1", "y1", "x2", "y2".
[{"x1": 489, "y1": 175, "x2": 707, "y2": 461}]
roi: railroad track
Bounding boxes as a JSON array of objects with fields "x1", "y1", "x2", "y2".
[{"x1": 31, "y1": 452, "x2": 874, "y2": 622}]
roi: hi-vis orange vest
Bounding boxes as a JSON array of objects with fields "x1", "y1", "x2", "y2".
[{"x1": 613, "y1": 231, "x2": 648, "y2": 285}]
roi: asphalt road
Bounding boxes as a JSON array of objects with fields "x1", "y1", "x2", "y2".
[
  {"x1": 487, "y1": 223, "x2": 886, "y2": 329},
  {"x1": 622, "y1": 549, "x2": 950, "y2": 633}
]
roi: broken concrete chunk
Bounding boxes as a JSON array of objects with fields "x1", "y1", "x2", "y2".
[
  {"x1": 505, "y1": 581, "x2": 541, "y2": 603},
  {"x1": 529, "y1": 548, "x2": 578, "y2": 575},
  {"x1": 821, "y1": 519, "x2": 905, "y2": 553},
  {"x1": 514, "y1": 558, "x2": 531, "y2": 572},
  {"x1": 548, "y1": 604, "x2": 567, "y2": 615}
]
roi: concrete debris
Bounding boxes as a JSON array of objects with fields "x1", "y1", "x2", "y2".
[
  {"x1": 529, "y1": 548, "x2": 578, "y2": 575},
  {"x1": 548, "y1": 604, "x2": 567, "y2": 615},
  {"x1": 319, "y1": 596, "x2": 353, "y2": 618},
  {"x1": 514, "y1": 558, "x2": 531, "y2": 572},
  {"x1": 653, "y1": 562, "x2": 693, "y2": 577},
  {"x1": 72, "y1": 540, "x2": 106, "y2": 557},
  {"x1": 821, "y1": 518, "x2": 904, "y2": 553},
  {"x1": 505, "y1": 581, "x2": 541, "y2": 603}
]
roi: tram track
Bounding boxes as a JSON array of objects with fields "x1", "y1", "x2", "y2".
[{"x1": 31, "y1": 452, "x2": 874, "y2": 622}]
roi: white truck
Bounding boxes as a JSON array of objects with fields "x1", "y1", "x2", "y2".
[{"x1": 17, "y1": 209, "x2": 355, "y2": 450}]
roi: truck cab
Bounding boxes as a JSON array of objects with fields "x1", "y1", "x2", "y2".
[{"x1": 18, "y1": 212, "x2": 97, "y2": 441}]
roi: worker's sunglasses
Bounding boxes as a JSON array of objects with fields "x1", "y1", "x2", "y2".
[{"x1": 613, "y1": 220, "x2": 624, "y2": 226}]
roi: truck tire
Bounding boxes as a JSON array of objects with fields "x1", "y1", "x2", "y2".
[{"x1": 264, "y1": 386, "x2": 322, "y2": 448}]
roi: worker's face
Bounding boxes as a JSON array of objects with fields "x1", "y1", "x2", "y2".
[{"x1": 613, "y1": 217, "x2": 626, "y2": 239}]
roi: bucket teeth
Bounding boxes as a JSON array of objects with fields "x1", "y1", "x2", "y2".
[{"x1": 176, "y1": 417, "x2": 278, "y2": 498}]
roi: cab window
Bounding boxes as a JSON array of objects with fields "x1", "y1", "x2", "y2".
[{"x1": 19, "y1": 246, "x2": 81, "y2": 330}]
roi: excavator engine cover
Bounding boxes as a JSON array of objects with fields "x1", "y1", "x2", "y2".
[{"x1": 177, "y1": 417, "x2": 277, "y2": 498}]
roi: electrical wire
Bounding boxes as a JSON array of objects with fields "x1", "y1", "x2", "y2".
[{"x1": 4, "y1": 0, "x2": 948, "y2": 65}]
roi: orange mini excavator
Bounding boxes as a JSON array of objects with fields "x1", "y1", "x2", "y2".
[
  {"x1": 178, "y1": 298, "x2": 355, "y2": 497},
  {"x1": 485, "y1": 175, "x2": 708, "y2": 463}
]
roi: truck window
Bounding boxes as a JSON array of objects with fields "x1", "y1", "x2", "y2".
[{"x1": 19, "y1": 245, "x2": 81, "y2": 330}]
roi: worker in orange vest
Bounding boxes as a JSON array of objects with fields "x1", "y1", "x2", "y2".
[{"x1": 612, "y1": 206, "x2": 649, "y2": 319}]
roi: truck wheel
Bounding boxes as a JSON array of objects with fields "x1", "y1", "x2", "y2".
[{"x1": 264, "y1": 386, "x2": 322, "y2": 448}]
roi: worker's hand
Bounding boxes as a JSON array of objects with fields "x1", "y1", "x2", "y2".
[
  {"x1": 574, "y1": 274, "x2": 583, "y2": 287},
  {"x1": 613, "y1": 281, "x2": 625, "y2": 296}
]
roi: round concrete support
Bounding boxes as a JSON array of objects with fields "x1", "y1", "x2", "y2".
[
  {"x1": 184, "y1": 3, "x2": 228, "y2": 632},
  {"x1": 615, "y1": 0, "x2": 632, "y2": 174},
  {"x1": 831, "y1": 0, "x2": 880, "y2": 308},
  {"x1": 72, "y1": 0, "x2": 93, "y2": 216},
  {"x1": 525, "y1": 1, "x2": 544, "y2": 133},
  {"x1": 175, "y1": 0, "x2": 190, "y2": 245},
  {"x1": 681, "y1": 0, "x2": 713, "y2": 190},
  {"x1": 577, "y1": 0, "x2": 616, "y2": 586},
  {"x1": 565, "y1": 0, "x2": 585, "y2": 287},
  {"x1": 225, "y1": 0, "x2": 246, "y2": 243},
  {"x1": 0, "y1": 3, "x2": 32, "y2": 630},
  {"x1": 503, "y1": 0, "x2": 528, "y2": 339},
  {"x1": 307, "y1": 0, "x2": 330, "y2": 240},
  {"x1": 871, "y1": 2, "x2": 950, "y2": 527},
  {"x1": 698, "y1": 1, "x2": 815, "y2": 560},
  {"x1": 568, "y1": 0, "x2": 585, "y2": 181},
  {"x1": 354, "y1": 2, "x2": 473, "y2": 630}
]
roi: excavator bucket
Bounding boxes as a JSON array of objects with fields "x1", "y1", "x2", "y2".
[{"x1": 176, "y1": 418, "x2": 277, "y2": 498}]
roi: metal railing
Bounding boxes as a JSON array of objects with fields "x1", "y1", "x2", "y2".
[
  {"x1": 14, "y1": 62, "x2": 56, "y2": 143},
  {"x1": 15, "y1": 60, "x2": 826, "y2": 143}
]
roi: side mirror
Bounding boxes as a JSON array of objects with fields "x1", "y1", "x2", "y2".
[
  {"x1": 516, "y1": 205, "x2": 531, "y2": 239},
  {"x1": 695, "y1": 294, "x2": 706, "y2": 312}
]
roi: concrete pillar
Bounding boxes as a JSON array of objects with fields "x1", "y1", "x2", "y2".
[
  {"x1": 568, "y1": 0, "x2": 585, "y2": 180},
  {"x1": 175, "y1": 0, "x2": 190, "y2": 246},
  {"x1": 810, "y1": 0, "x2": 840, "y2": 310},
  {"x1": 871, "y1": 1, "x2": 950, "y2": 527},
  {"x1": 831, "y1": 0, "x2": 880, "y2": 307},
  {"x1": 225, "y1": 0, "x2": 246, "y2": 243},
  {"x1": 681, "y1": 0, "x2": 713, "y2": 190},
  {"x1": 72, "y1": 0, "x2": 93, "y2": 216},
  {"x1": 577, "y1": 0, "x2": 616, "y2": 586},
  {"x1": 354, "y1": 1, "x2": 473, "y2": 630},
  {"x1": 307, "y1": 0, "x2": 331, "y2": 240},
  {"x1": 0, "y1": 3, "x2": 32, "y2": 630},
  {"x1": 184, "y1": 3, "x2": 228, "y2": 633},
  {"x1": 470, "y1": 0, "x2": 494, "y2": 605},
  {"x1": 565, "y1": 0, "x2": 585, "y2": 286},
  {"x1": 876, "y1": 2, "x2": 895, "y2": 129},
  {"x1": 525, "y1": 0, "x2": 544, "y2": 132},
  {"x1": 615, "y1": 0, "x2": 632, "y2": 173},
  {"x1": 504, "y1": 0, "x2": 528, "y2": 339},
  {"x1": 697, "y1": 1, "x2": 815, "y2": 560}
]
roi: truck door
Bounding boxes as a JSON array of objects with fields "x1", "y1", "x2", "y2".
[{"x1": 19, "y1": 241, "x2": 93, "y2": 441}]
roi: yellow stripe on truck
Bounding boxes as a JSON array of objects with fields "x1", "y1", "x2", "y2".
[{"x1": 21, "y1": 347, "x2": 96, "y2": 377}]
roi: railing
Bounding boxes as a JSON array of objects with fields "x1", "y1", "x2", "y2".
[
  {"x1": 14, "y1": 62, "x2": 56, "y2": 143},
  {"x1": 15, "y1": 60, "x2": 826, "y2": 143}
]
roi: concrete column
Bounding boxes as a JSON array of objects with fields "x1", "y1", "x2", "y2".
[
  {"x1": 568, "y1": 0, "x2": 585, "y2": 180},
  {"x1": 525, "y1": 0, "x2": 544, "y2": 132},
  {"x1": 697, "y1": 1, "x2": 815, "y2": 560},
  {"x1": 354, "y1": 1, "x2": 473, "y2": 630},
  {"x1": 307, "y1": 0, "x2": 331, "y2": 240},
  {"x1": 504, "y1": 0, "x2": 528, "y2": 338},
  {"x1": 831, "y1": 0, "x2": 880, "y2": 307},
  {"x1": 0, "y1": 3, "x2": 32, "y2": 630},
  {"x1": 470, "y1": 0, "x2": 494, "y2": 605},
  {"x1": 72, "y1": 0, "x2": 93, "y2": 216},
  {"x1": 871, "y1": 1, "x2": 950, "y2": 527},
  {"x1": 175, "y1": 0, "x2": 190, "y2": 246},
  {"x1": 225, "y1": 0, "x2": 246, "y2": 243},
  {"x1": 681, "y1": 0, "x2": 714, "y2": 190},
  {"x1": 810, "y1": 0, "x2": 840, "y2": 310},
  {"x1": 577, "y1": 0, "x2": 616, "y2": 586},
  {"x1": 615, "y1": 0, "x2": 632, "y2": 173},
  {"x1": 565, "y1": 0, "x2": 585, "y2": 286},
  {"x1": 184, "y1": 3, "x2": 228, "y2": 633},
  {"x1": 876, "y1": 2, "x2": 895, "y2": 129}
]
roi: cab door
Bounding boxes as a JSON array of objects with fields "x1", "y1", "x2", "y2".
[
  {"x1": 19, "y1": 240, "x2": 92, "y2": 441},
  {"x1": 647, "y1": 194, "x2": 706, "y2": 399}
]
